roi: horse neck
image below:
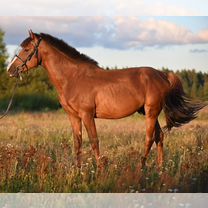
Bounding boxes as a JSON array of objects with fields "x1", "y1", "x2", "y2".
[{"x1": 39, "y1": 42, "x2": 85, "y2": 93}]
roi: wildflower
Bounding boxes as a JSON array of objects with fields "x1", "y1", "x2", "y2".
[{"x1": 6, "y1": 143, "x2": 13, "y2": 148}]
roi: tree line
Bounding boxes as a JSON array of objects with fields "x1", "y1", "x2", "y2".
[
  {"x1": 0, "y1": 29, "x2": 207, "y2": 112},
  {"x1": 163, "y1": 67, "x2": 208, "y2": 100}
]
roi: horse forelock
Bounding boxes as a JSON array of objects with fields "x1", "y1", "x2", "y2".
[{"x1": 20, "y1": 37, "x2": 32, "y2": 47}]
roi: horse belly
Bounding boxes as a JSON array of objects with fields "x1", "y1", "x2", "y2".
[{"x1": 95, "y1": 90, "x2": 144, "y2": 119}]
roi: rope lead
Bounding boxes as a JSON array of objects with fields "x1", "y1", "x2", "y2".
[{"x1": 0, "y1": 79, "x2": 19, "y2": 119}]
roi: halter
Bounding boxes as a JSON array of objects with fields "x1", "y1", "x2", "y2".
[
  {"x1": 0, "y1": 38, "x2": 42, "y2": 119},
  {"x1": 15, "y1": 38, "x2": 42, "y2": 77}
]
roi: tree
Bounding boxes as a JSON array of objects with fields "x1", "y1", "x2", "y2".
[
  {"x1": 190, "y1": 70, "x2": 198, "y2": 98},
  {"x1": 203, "y1": 75, "x2": 208, "y2": 100},
  {"x1": 0, "y1": 28, "x2": 10, "y2": 99},
  {"x1": 0, "y1": 28, "x2": 8, "y2": 72}
]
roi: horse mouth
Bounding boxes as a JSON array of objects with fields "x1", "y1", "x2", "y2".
[{"x1": 8, "y1": 69, "x2": 20, "y2": 78}]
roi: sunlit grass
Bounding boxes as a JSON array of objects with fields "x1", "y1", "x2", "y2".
[{"x1": 0, "y1": 108, "x2": 208, "y2": 192}]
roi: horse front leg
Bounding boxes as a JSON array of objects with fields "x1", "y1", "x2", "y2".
[
  {"x1": 81, "y1": 113, "x2": 100, "y2": 166},
  {"x1": 69, "y1": 115, "x2": 82, "y2": 168}
]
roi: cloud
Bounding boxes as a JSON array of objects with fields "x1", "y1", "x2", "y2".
[
  {"x1": 190, "y1": 49, "x2": 208, "y2": 53},
  {"x1": 1, "y1": 17, "x2": 208, "y2": 50},
  {"x1": 0, "y1": 17, "x2": 110, "y2": 46}
]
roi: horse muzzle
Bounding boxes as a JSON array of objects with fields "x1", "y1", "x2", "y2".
[{"x1": 7, "y1": 65, "x2": 21, "y2": 78}]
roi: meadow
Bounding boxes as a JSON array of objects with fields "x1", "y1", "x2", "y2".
[{"x1": 0, "y1": 108, "x2": 208, "y2": 193}]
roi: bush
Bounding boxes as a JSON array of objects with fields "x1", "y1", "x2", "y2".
[
  {"x1": 0, "y1": 67, "x2": 60, "y2": 112},
  {"x1": 0, "y1": 93, "x2": 60, "y2": 112}
]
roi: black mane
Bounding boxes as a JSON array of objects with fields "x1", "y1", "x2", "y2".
[{"x1": 21, "y1": 33, "x2": 98, "y2": 66}]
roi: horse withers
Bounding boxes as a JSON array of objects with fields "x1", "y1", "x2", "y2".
[{"x1": 7, "y1": 30, "x2": 206, "y2": 168}]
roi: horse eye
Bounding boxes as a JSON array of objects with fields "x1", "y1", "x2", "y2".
[{"x1": 24, "y1": 48, "x2": 29, "y2": 52}]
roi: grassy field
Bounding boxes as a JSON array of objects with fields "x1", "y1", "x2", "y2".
[{"x1": 0, "y1": 108, "x2": 208, "y2": 193}]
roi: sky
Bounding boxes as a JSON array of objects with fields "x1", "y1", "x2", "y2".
[
  {"x1": 1, "y1": 0, "x2": 208, "y2": 16},
  {"x1": 0, "y1": 1, "x2": 208, "y2": 71}
]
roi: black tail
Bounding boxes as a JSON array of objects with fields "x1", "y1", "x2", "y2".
[{"x1": 163, "y1": 72, "x2": 207, "y2": 131}]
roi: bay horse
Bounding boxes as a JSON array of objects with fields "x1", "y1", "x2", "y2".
[{"x1": 7, "y1": 30, "x2": 205, "y2": 168}]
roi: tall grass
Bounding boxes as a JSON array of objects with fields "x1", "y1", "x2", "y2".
[{"x1": 0, "y1": 109, "x2": 208, "y2": 192}]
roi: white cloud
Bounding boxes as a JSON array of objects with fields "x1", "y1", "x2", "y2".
[
  {"x1": 190, "y1": 48, "x2": 208, "y2": 53},
  {"x1": 1, "y1": 17, "x2": 208, "y2": 50},
  {"x1": 198, "y1": 29, "x2": 208, "y2": 41}
]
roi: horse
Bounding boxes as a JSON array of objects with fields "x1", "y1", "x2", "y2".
[{"x1": 7, "y1": 30, "x2": 206, "y2": 168}]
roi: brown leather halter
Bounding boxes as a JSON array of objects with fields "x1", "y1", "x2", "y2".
[
  {"x1": 0, "y1": 38, "x2": 42, "y2": 119},
  {"x1": 15, "y1": 38, "x2": 42, "y2": 76}
]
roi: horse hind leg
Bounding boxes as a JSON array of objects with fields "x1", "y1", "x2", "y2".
[
  {"x1": 141, "y1": 105, "x2": 158, "y2": 168},
  {"x1": 154, "y1": 120, "x2": 164, "y2": 168}
]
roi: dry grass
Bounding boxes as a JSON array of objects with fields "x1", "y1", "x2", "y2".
[{"x1": 0, "y1": 108, "x2": 208, "y2": 192}]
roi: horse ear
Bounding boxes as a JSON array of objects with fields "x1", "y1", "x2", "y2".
[{"x1": 28, "y1": 29, "x2": 35, "y2": 40}]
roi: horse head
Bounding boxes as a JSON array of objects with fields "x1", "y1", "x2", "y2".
[{"x1": 7, "y1": 30, "x2": 42, "y2": 78}]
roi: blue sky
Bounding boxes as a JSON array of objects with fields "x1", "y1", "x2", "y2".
[
  {"x1": 0, "y1": 1, "x2": 208, "y2": 71},
  {"x1": 153, "y1": 17, "x2": 208, "y2": 32}
]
